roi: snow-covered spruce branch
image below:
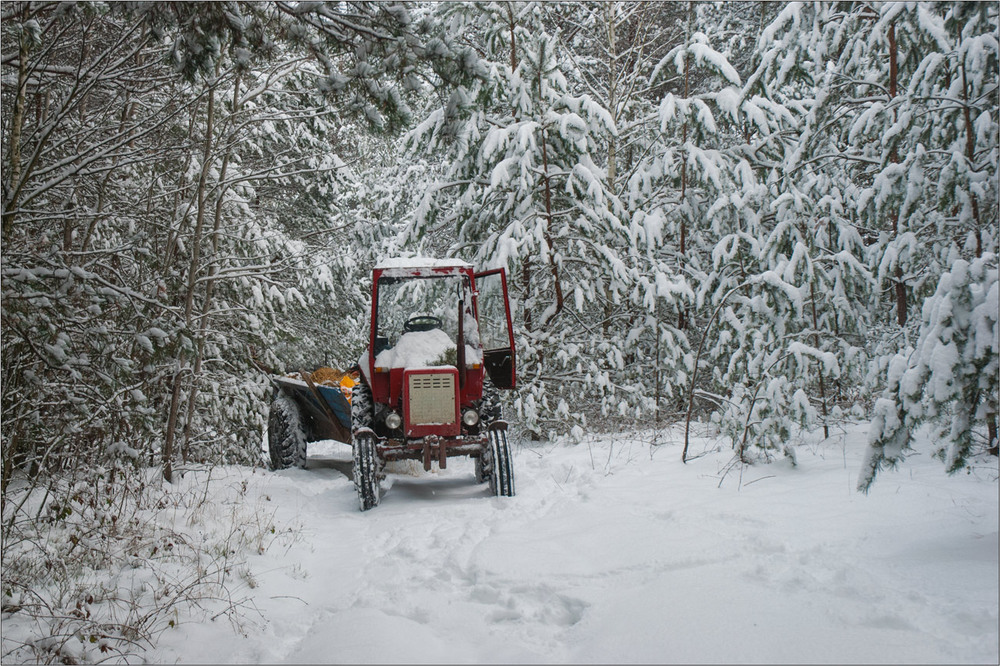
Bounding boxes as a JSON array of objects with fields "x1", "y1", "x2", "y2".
[
  {"x1": 859, "y1": 254, "x2": 998, "y2": 491},
  {"x1": 692, "y1": 389, "x2": 739, "y2": 410},
  {"x1": 190, "y1": 262, "x2": 295, "y2": 287},
  {"x1": 213, "y1": 105, "x2": 354, "y2": 150},
  {"x1": 235, "y1": 56, "x2": 313, "y2": 107},
  {"x1": 789, "y1": 151, "x2": 884, "y2": 172},
  {"x1": 274, "y1": 2, "x2": 398, "y2": 44}
]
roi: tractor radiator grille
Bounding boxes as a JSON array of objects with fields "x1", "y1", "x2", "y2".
[{"x1": 407, "y1": 373, "x2": 457, "y2": 425}]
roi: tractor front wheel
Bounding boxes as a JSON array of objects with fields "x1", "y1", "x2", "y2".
[
  {"x1": 352, "y1": 380, "x2": 374, "y2": 430},
  {"x1": 480, "y1": 383, "x2": 502, "y2": 425},
  {"x1": 353, "y1": 432, "x2": 381, "y2": 511},
  {"x1": 486, "y1": 428, "x2": 514, "y2": 497}
]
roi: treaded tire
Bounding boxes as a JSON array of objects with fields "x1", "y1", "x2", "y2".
[
  {"x1": 353, "y1": 432, "x2": 381, "y2": 511},
  {"x1": 352, "y1": 380, "x2": 374, "y2": 430},
  {"x1": 268, "y1": 392, "x2": 308, "y2": 470},
  {"x1": 487, "y1": 428, "x2": 514, "y2": 497},
  {"x1": 474, "y1": 453, "x2": 488, "y2": 484},
  {"x1": 476, "y1": 384, "x2": 503, "y2": 483},
  {"x1": 480, "y1": 383, "x2": 502, "y2": 425}
]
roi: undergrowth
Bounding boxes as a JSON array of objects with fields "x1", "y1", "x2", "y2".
[{"x1": 1, "y1": 458, "x2": 296, "y2": 664}]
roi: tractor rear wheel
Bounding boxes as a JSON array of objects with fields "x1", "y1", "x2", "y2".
[
  {"x1": 268, "y1": 393, "x2": 307, "y2": 470},
  {"x1": 353, "y1": 432, "x2": 381, "y2": 511},
  {"x1": 486, "y1": 428, "x2": 515, "y2": 497}
]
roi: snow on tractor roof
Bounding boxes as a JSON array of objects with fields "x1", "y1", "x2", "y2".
[{"x1": 375, "y1": 256, "x2": 472, "y2": 270}]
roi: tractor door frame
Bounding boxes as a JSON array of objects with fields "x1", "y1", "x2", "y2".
[{"x1": 474, "y1": 268, "x2": 516, "y2": 390}]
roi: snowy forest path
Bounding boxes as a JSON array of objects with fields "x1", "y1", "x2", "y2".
[{"x1": 147, "y1": 426, "x2": 998, "y2": 664}]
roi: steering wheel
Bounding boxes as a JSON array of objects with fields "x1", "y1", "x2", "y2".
[{"x1": 404, "y1": 315, "x2": 443, "y2": 333}]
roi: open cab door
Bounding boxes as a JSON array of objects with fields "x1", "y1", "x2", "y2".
[{"x1": 475, "y1": 268, "x2": 516, "y2": 390}]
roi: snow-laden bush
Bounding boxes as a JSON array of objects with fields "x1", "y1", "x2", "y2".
[
  {"x1": 859, "y1": 253, "x2": 998, "y2": 491},
  {"x1": 1, "y1": 459, "x2": 294, "y2": 664}
]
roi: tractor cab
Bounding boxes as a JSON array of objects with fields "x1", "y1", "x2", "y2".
[{"x1": 360, "y1": 259, "x2": 515, "y2": 442}]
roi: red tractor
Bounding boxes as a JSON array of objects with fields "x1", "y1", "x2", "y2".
[{"x1": 267, "y1": 258, "x2": 517, "y2": 510}]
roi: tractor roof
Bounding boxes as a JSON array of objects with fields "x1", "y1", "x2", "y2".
[
  {"x1": 374, "y1": 256, "x2": 472, "y2": 270},
  {"x1": 374, "y1": 257, "x2": 474, "y2": 278}
]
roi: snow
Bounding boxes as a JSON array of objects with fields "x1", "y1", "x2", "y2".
[
  {"x1": 142, "y1": 423, "x2": 996, "y2": 664},
  {"x1": 375, "y1": 257, "x2": 472, "y2": 270},
  {"x1": 688, "y1": 37, "x2": 742, "y2": 86},
  {"x1": 374, "y1": 329, "x2": 456, "y2": 369},
  {"x1": 135, "y1": 334, "x2": 154, "y2": 354},
  {"x1": 917, "y1": 4, "x2": 952, "y2": 53}
]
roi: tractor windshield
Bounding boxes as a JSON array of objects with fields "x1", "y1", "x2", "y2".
[{"x1": 374, "y1": 275, "x2": 479, "y2": 369}]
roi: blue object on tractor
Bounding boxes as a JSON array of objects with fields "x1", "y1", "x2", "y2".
[{"x1": 270, "y1": 375, "x2": 352, "y2": 443}]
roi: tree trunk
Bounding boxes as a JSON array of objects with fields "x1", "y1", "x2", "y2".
[
  {"x1": 162, "y1": 369, "x2": 184, "y2": 484},
  {"x1": 677, "y1": 1, "x2": 694, "y2": 331},
  {"x1": 181, "y1": 75, "x2": 240, "y2": 458},
  {"x1": 522, "y1": 257, "x2": 532, "y2": 331},
  {"x1": 539, "y1": 126, "x2": 564, "y2": 327},
  {"x1": 605, "y1": 3, "x2": 618, "y2": 190},
  {"x1": 163, "y1": 82, "x2": 217, "y2": 481},
  {"x1": 809, "y1": 282, "x2": 830, "y2": 439},
  {"x1": 2, "y1": 10, "x2": 31, "y2": 239},
  {"x1": 888, "y1": 21, "x2": 908, "y2": 327},
  {"x1": 506, "y1": 2, "x2": 517, "y2": 70},
  {"x1": 960, "y1": 62, "x2": 983, "y2": 258}
]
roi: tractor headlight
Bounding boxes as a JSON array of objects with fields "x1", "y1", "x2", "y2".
[
  {"x1": 462, "y1": 409, "x2": 480, "y2": 427},
  {"x1": 384, "y1": 411, "x2": 402, "y2": 430}
]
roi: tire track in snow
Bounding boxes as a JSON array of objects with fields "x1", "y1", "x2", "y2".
[{"x1": 147, "y1": 428, "x2": 998, "y2": 664}]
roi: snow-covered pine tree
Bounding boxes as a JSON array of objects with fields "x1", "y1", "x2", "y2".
[
  {"x1": 706, "y1": 1, "x2": 998, "y2": 466},
  {"x1": 704, "y1": 1, "x2": 885, "y2": 461},
  {"x1": 604, "y1": 2, "x2": 808, "y2": 460},
  {"x1": 756, "y1": 2, "x2": 998, "y2": 410},
  {"x1": 859, "y1": 252, "x2": 998, "y2": 491},
  {"x1": 540, "y1": 2, "x2": 696, "y2": 424},
  {"x1": 406, "y1": 1, "x2": 675, "y2": 437},
  {"x1": 850, "y1": 3, "x2": 998, "y2": 333}
]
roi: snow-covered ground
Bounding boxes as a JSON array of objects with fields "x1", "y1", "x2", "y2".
[{"x1": 148, "y1": 423, "x2": 998, "y2": 664}]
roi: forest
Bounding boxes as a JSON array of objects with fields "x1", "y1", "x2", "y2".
[{"x1": 1, "y1": 1, "x2": 997, "y2": 662}]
